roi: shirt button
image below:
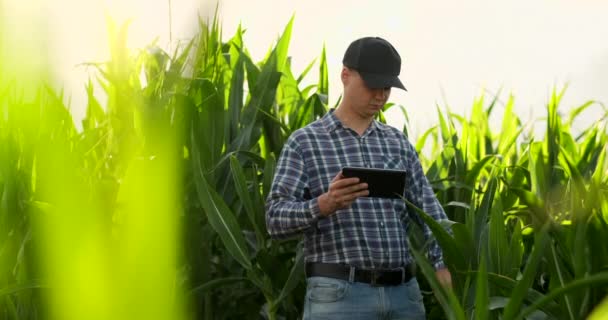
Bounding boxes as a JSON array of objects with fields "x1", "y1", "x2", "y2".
[{"x1": 380, "y1": 222, "x2": 385, "y2": 227}]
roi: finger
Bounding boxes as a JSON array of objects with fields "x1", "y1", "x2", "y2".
[
  {"x1": 331, "y1": 177, "x2": 361, "y2": 189},
  {"x1": 351, "y1": 183, "x2": 369, "y2": 193},
  {"x1": 356, "y1": 189, "x2": 370, "y2": 197},
  {"x1": 331, "y1": 171, "x2": 345, "y2": 183},
  {"x1": 335, "y1": 189, "x2": 371, "y2": 211},
  {"x1": 328, "y1": 183, "x2": 368, "y2": 207},
  {"x1": 338, "y1": 189, "x2": 368, "y2": 203},
  {"x1": 329, "y1": 188, "x2": 366, "y2": 206},
  {"x1": 335, "y1": 182, "x2": 368, "y2": 197}
]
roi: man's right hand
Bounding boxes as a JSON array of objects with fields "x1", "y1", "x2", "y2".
[{"x1": 317, "y1": 171, "x2": 369, "y2": 217}]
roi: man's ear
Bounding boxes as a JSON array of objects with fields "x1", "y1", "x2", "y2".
[{"x1": 341, "y1": 67, "x2": 349, "y2": 85}]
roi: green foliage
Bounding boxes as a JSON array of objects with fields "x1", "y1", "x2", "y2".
[
  {"x1": 1, "y1": 13, "x2": 607, "y2": 320},
  {"x1": 409, "y1": 86, "x2": 608, "y2": 319}
]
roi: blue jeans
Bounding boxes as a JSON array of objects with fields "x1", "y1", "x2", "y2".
[{"x1": 302, "y1": 276, "x2": 426, "y2": 320}]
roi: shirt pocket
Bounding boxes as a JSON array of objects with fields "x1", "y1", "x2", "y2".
[{"x1": 384, "y1": 156, "x2": 406, "y2": 171}]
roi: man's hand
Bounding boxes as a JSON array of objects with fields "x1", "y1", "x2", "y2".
[
  {"x1": 435, "y1": 268, "x2": 452, "y2": 288},
  {"x1": 318, "y1": 171, "x2": 369, "y2": 217}
]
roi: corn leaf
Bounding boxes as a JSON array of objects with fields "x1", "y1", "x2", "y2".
[
  {"x1": 474, "y1": 253, "x2": 489, "y2": 320},
  {"x1": 192, "y1": 130, "x2": 252, "y2": 270},
  {"x1": 409, "y1": 243, "x2": 466, "y2": 320},
  {"x1": 503, "y1": 223, "x2": 551, "y2": 320},
  {"x1": 230, "y1": 155, "x2": 264, "y2": 249}
]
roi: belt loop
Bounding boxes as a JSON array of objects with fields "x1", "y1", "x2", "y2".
[
  {"x1": 401, "y1": 267, "x2": 406, "y2": 283},
  {"x1": 348, "y1": 266, "x2": 355, "y2": 283}
]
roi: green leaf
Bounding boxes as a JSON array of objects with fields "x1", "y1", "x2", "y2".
[
  {"x1": 547, "y1": 240, "x2": 576, "y2": 320},
  {"x1": 591, "y1": 144, "x2": 606, "y2": 187},
  {"x1": 464, "y1": 155, "x2": 497, "y2": 187},
  {"x1": 436, "y1": 105, "x2": 451, "y2": 143},
  {"x1": 451, "y1": 223, "x2": 476, "y2": 268},
  {"x1": 263, "y1": 154, "x2": 276, "y2": 198},
  {"x1": 588, "y1": 296, "x2": 608, "y2": 320},
  {"x1": 510, "y1": 187, "x2": 549, "y2": 228},
  {"x1": 231, "y1": 57, "x2": 282, "y2": 152},
  {"x1": 507, "y1": 218, "x2": 524, "y2": 279},
  {"x1": 230, "y1": 155, "x2": 264, "y2": 249},
  {"x1": 415, "y1": 127, "x2": 438, "y2": 154},
  {"x1": 489, "y1": 296, "x2": 509, "y2": 310},
  {"x1": 474, "y1": 253, "x2": 489, "y2": 320},
  {"x1": 503, "y1": 223, "x2": 551, "y2": 320},
  {"x1": 243, "y1": 53, "x2": 261, "y2": 94},
  {"x1": 488, "y1": 197, "x2": 509, "y2": 276},
  {"x1": 194, "y1": 78, "x2": 224, "y2": 171},
  {"x1": 0, "y1": 280, "x2": 48, "y2": 297},
  {"x1": 318, "y1": 44, "x2": 328, "y2": 97},
  {"x1": 272, "y1": 245, "x2": 305, "y2": 311},
  {"x1": 546, "y1": 87, "x2": 565, "y2": 187},
  {"x1": 528, "y1": 142, "x2": 547, "y2": 198},
  {"x1": 566, "y1": 100, "x2": 595, "y2": 126},
  {"x1": 404, "y1": 199, "x2": 466, "y2": 271},
  {"x1": 558, "y1": 144, "x2": 586, "y2": 195},
  {"x1": 497, "y1": 95, "x2": 522, "y2": 157},
  {"x1": 228, "y1": 50, "x2": 245, "y2": 142},
  {"x1": 409, "y1": 243, "x2": 466, "y2": 320},
  {"x1": 187, "y1": 277, "x2": 248, "y2": 296},
  {"x1": 296, "y1": 57, "x2": 317, "y2": 84},
  {"x1": 273, "y1": 15, "x2": 294, "y2": 74},
  {"x1": 480, "y1": 272, "x2": 561, "y2": 317},
  {"x1": 445, "y1": 201, "x2": 471, "y2": 210},
  {"x1": 516, "y1": 272, "x2": 608, "y2": 320},
  {"x1": 472, "y1": 177, "x2": 497, "y2": 257},
  {"x1": 192, "y1": 130, "x2": 252, "y2": 270}
]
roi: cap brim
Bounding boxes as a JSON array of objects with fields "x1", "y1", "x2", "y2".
[{"x1": 360, "y1": 72, "x2": 407, "y2": 91}]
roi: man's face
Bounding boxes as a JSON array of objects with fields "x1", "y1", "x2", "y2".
[{"x1": 343, "y1": 68, "x2": 391, "y2": 118}]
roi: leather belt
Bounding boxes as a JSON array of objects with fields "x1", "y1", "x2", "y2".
[{"x1": 305, "y1": 262, "x2": 415, "y2": 286}]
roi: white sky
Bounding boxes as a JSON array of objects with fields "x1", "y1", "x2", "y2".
[{"x1": 6, "y1": 0, "x2": 608, "y2": 136}]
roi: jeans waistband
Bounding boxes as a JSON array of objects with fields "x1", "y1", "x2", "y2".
[{"x1": 305, "y1": 262, "x2": 415, "y2": 286}]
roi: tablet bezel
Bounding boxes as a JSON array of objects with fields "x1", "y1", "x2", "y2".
[{"x1": 342, "y1": 166, "x2": 406, "y2": 199}]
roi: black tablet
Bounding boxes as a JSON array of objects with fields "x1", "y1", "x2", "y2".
[{"x1": 342, "y1": 167, "x2": 406, "y2": 199}]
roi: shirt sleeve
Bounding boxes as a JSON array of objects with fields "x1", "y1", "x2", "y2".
[
  {"x1": 405, "y1": 141, "x2": 451, "y2": 270},
  {"x1": 265, "y1": 136, "x2": 323, "y2": 240}
]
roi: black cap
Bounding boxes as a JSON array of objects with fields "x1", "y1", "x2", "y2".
[{"x1": 342, "y1": 37, "x2": 406, "y2": 91}]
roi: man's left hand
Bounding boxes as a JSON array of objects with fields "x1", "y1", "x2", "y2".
[{"x1": 435, "y1": 268, "x2": 452, "y2": 288}]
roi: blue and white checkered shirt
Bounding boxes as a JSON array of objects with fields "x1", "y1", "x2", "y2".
[{"x1": 266, "y1": 110, "x2": 448, "y2": 270}]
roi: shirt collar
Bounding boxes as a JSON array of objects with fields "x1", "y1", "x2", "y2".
[
  {"x1": 321, "y1": 109, "x2": 391, "y2": 134},
  {"x1": 321, "y1": 109, "x2": 342, "y2": 132}
]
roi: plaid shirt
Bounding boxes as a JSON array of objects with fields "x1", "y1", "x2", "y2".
[{"x1": 266, "y1": 110, "x2": 448, "y2": 270}]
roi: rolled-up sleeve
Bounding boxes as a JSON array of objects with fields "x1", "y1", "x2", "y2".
[{"x1": 265, "y1": 137, "x2": 322, "y2": 240}]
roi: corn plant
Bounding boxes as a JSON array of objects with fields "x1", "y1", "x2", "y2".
[
  {"x1": 2, "y1": 11, "x2": 608, "y2": 320},
  {"x1": 407, "y1": 88, "x2": 608, "y2": 319}
]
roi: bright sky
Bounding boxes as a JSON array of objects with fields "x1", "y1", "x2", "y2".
[{"x1": 7, "y1": 0, "x2": 608, "y2": 136}]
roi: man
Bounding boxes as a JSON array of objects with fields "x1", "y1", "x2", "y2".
[{"x1": 266, "y1": 36, "x2": 452, "y2": 320}]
